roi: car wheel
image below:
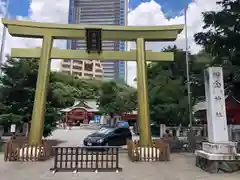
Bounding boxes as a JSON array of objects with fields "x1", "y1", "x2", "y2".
[{"x1": 104, "y1": 142, "x2": 109, "y2": 152}]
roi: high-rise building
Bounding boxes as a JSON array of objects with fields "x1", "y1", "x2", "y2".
[{"x1": 65, "y1": 0, "x2": 127, "y2": 81}]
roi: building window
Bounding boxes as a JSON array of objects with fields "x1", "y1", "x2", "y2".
[
  {"x1": 62, "y1": 64, "x2": 70, "y2": 69},
  {"x1": 63, "y1": 59, "x2": 70, "y2": 63},
  {"x1": 73, "y1": 65, "x2": 82, "y2": 70},
  {"x1": 73, "y1": 60, "x2": 83, "y2": 64},
  {"x1": 95, "y1": 63, "x2": 101, "y2": 67},
  {"x1": 84, "y1": 62, "x2": 93, "y2": 71}
]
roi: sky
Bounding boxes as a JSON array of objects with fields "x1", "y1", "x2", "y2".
[
  {"x1": 1, "y1": 0, "x2": 221, "y2": 86},
  {"x1": 7, "y1": 0, "x2": 192, "y2": 19},
  {"x1": 8, "y1": 0, "x2": 30, "y2": 17}
]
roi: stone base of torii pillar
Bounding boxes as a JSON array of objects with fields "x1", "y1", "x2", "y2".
[{"x1": 195, "y1": 67, "x2": 240, "y2": 173}]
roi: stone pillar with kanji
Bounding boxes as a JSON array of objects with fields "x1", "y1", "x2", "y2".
[
  {"x1": 195, "y1": 67, "x2": 240, "y2": 173},
  {"x1": 204, "y1": 67, "x2": 228, "y2": 142}
]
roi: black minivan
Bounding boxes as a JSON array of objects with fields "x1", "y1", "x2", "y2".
[{"x1": 83, "y1": 127, "x2": 132, "y2": 146}]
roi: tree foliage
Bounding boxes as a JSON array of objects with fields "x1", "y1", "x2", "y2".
[
  {"x1": 147, "y1": 46, "x2": 215, "y2": 126},
  {"x1": 98, "y1": 81, "x2": 137, "y2": 115},
  {"x1": 148, "y1": 46, "x2": 189, "y2": 126},
  {"x1": 194, "y1": 0, "x2": 240, "y2": 98},
  {"x1": 0, "y1": 58, "x2": 76, "y2": 136},
  {"x1": 0, "y1": 57, "x2": 116, "y2": 137},
  {"x1": 148, "y1": 0, "x2": 240, "y2": 125}
]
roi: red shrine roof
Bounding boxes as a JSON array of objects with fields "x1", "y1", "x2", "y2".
[
  {"x1": 193, "y1": 93, "x2": 240, "y2": 115},
  {"x1": 60, "y1": 99, "x2": 99, "y2": 113}
]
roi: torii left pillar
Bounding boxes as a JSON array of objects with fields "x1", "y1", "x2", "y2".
[{"x1": 28, "y1": 35, "x2": 53, "y2": 145}]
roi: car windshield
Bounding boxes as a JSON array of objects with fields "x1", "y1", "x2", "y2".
[{"x1": 96, "y1": 128, "x2": 113, "y2": 134}]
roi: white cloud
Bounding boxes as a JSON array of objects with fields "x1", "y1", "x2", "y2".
[
  {"x1": 127, "y1": 0, "x2": 220, "y2": 86},
  {"x1": 0, "y1": 0, "x2": 68, "y2": 71},
  {"x1": 0, "y1": 0, "x2": 220, "y2": 85}
]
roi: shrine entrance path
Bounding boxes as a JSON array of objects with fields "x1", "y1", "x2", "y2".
[{"x1": 0, "y1": 128, "x2": 239, "y2": 180}]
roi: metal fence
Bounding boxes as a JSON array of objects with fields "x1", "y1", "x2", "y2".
[{"x1": 50, "y1": 146, "x2": 122, "y2": 173}]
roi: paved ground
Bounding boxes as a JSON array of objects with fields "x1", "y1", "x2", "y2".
[
  {"x1": 48, "y1": 127, "x2": 95, "y2": 146},
  {"x1": 0, "y1": 127, "x2": 240, "y2": 180}
]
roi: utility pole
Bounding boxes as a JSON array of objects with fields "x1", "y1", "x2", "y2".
[
  {"x1": 184, "y1": 0, "x2": 192, "y2": 128},
  {"x1": 0, "y1": 0, "x2": 10, "y2": 74}
]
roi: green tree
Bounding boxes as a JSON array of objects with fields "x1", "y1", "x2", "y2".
[
  {"x1": 189, "y1": 51, "x2": 213, "y2": 103},
  {"x1": 0, "y1": 57, "x2": 136, "y2": 136},
  {"x1": 50, "y1": 72, "x2": 100, "y2": 99},
  {"x1": 194, "y1": 0, "x2": 240, "y2": 98},
  {"x1": 98, "y1": 81, "x2": 137, "y2": 115},
  {"x1": 148, "y1": 61, "x2": 189, "y2": 126},
  {"x1": 147, "y1": 46, "x2": 212, "y2": 126},
  {"x1": 0, "y1": 57, "x2": 78, "y2": 137}
]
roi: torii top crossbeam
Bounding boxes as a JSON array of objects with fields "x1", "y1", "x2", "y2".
[{"x1": 2, "y1": 18, "x2": 183, "y2": 41}]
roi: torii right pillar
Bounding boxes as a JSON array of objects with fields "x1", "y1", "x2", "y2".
[{"x1": 195, "y1": 67, "x2": 240, "y2": 173}]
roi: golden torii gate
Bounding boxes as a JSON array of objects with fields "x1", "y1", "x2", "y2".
[{"x1": 2, "y1": 19, "x2": 183, "y2": 146}]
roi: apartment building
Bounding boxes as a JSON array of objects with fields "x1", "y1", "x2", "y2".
[{"x1": 60, "y1": 59, "x2": 103, "y2": 79}]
